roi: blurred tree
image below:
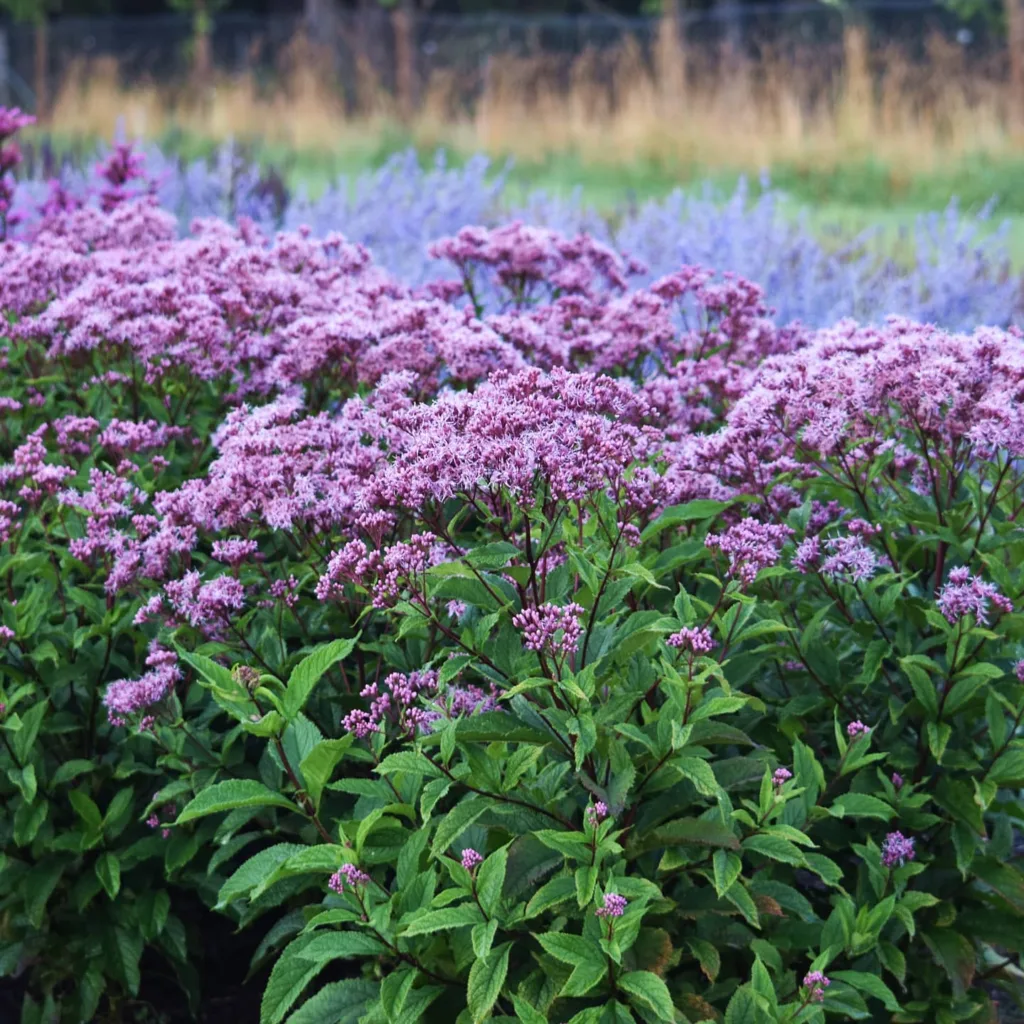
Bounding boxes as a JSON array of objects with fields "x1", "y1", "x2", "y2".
[
  {"x1": 166, "y1": 0, "x2": 229, "y2": 87},
  {"x1": 0, "y1": 0, "x2": 56, "y2": 116}
]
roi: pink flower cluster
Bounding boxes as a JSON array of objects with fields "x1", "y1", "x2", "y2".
[
  {"x1": 881, "y1": 831, "x2": 916, "y2": 868},
  {"x1": 595, "y1": 892, "x2": 628, "y2": 918},
  {"x1": 513, "y1": 602, "x2": 585, "y2": 659},
  {"x1": 937, "y1": 567, "x2": 1013, "y2": 625},
  {"x1": 666, "y1": 626, "x2": 716, "y2": 654},
  {"x1": 802, "y1": 971, "x2": 830, "y2": 1002},
  {"x1": 705, "y1": 520, "x2": 794, "y2": 586},
  {"x1": 103, "y1": 642, "x2": 181, "y2": 725},
  {"x1": 329, "y1": 864, "x2": 371, "y2": 893},
  {"x1": 341, "y1": 669, "x2": 498, "y2": 739}
]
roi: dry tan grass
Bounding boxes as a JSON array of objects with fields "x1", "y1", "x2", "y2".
[{"x1": 45, "y1": 21, "x2": 1024, "y2": 174}]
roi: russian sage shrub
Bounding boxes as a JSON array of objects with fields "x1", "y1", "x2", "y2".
[{"x1": 0, "y1": 109, "x2": 1022, "y2": 1023}]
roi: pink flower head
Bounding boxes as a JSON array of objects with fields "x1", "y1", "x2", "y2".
[
  {"x1": 461, "y1": 848, "x2": 484, "y2": 872},
  {"x1": 891, "y1": 772, "x2": 904, "y2": 790},
  {"x1": 802, "y1": 971, "x2": 830, "y2": 1002},
  {"x1": 329, "y1": 864, "x2": 371, "y2": 893},
  {"x1": 937, "y1": 570, "x2": 1013, "y2": 625},
  {"x1": 772, "y1": 767, "x2": 793, "y2": 788},
  {"x1": 666, "y1": 626, "x2": 716, "y2": 654},
  {"x1": 513, "y1": 602, "x2": 584, "y2": 659},
  {"x1": 705, "y1": 520, "x2": 793, "y2": 586},
  {"x1": 1014, "y1": 660, "x2": 1024, "y2": 683},
  {"x1": 847, "y1": 720, "x2": 870, "y2": 739},
  {"x1": 595, "y1": 892, "x2": 627, "y2": 918},
  {"x1": 586, "y1": 801, "x2": 609, "y2": 826},
  {"x1": 881, "y1": 831, "x2": 916, "y2": 868}
]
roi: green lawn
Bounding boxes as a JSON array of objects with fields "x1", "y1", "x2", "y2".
[{"x1": 31, "y1": 127, "x2": 1024, "y2": 266}]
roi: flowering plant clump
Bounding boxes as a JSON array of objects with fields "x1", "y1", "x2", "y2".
[{"x1": 0, "y1": 112, "x2": 1022, "y2": 1023}]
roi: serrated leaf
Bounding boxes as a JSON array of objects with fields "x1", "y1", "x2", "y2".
[
  {"x1": 467, "y1": 943, "x2": 511, "y2": 1023},
  {"x1": 618, "y1": 971, "x2": 675, "y2": 1022},
  {"x1": 286, "y1": 979, "x2": 379, "y2": 1024},
  {"x1": 260, "y1": 935, "x2": 321, "y2": 1024},
  {"x1": 297, "y1": 932, "x2": 387, "y2": 963},
  {"x1": 742, "y1": 834, "x2": 806, "y2": 867},
  {"x1": 830, "y1": 971, "x2": 900, "y2": 1011},
  {"x1": 525, "y1": 874, "x2": 576, "y2": 918},
  {"x1": 476, "y1": 845, "x2": 508, "y2": 917},
  {"x1": 431, "y1": 799, "x2": 490, "y2": 858},
  {"x1": 95, "y1": 852, "x2": 120, "y2": 900},
  {"x1": 177, "y1": 780, "x2": 295, "y2": 824},
  {"x1": 283, "y1": 636, "x2": 359, "y2": 720},
  {"x1": 402, "y1": 904, "x2": 483, "y2": 936},
  {"x1": 830, "y1": 794, "x2": 895, "y2": 821}
]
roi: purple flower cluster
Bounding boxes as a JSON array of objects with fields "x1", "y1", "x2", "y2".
[
  {"x1": 595, "y1": 892, "x2": 628, "y2": 918},
  {"x1": 461, "y1": 848, "x2": 484, "y2": 872},
  {"x1": 513, "y1": 602, "x2": 585, "y2": 659},
  {"x1": 847, "y1": 720, "x2": 871, "y2": 739},
  {"x1": 329, "y1": 863, "x2": 371, "y2": 893},
  {"x1": 937, "y1": 567, "x2": 1013, "y2": 625},
  {"x1": 881, "y1": 831, "x2": 917, "y2": 868},
  {"x1": 666, "y1": 626, "x2": 716, "y2": 654},
  {"x1": 586, "y1": 801, "x2": 609, "y2": 827},
  {"x1": 0, "y1": 108, "x2": 35, "y2": 238},
  {"x1": 802, "y1": 971, "x2": 830, "y2": 1002},
  {"x1": 773, "y1": 767, "x2": 793, "y2": 788},
  {"x1": 705, "y1": 520, "x2": 794, "y2": 586},
  {"x1": 341, "y1": 669, "x2": 498, "y2": 739},
  {"x1": 102, "y1": 642, "x2": 181, "y2": 726}
]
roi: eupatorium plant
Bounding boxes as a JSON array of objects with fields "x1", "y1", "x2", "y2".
[{"x1": 0, "y1": 109, "x2": 1022, "y2": 1024}]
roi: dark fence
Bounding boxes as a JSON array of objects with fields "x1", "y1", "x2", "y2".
[{"x1": 0, "y1": 2, "x2": 1008, "y2": 115}]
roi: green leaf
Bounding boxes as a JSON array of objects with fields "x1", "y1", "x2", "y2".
[
  {"x1": 510, "y1": 995, "x2": 548, "y2": 1024},
  {"x1": 476, "y1": 845, "x2": 508, "y2": 917},
  {"x1": 102, "y1": 927, "x2": 143, "y2": 997},
  {"x1": 926, "y1": 722, "x2": 953, "y2": 762},
  {"x1": 95, "y1": 852, "x2": 121, "y2": 900},
  {"x1": 376, "y1": 750, "x2": 444, "y2": 779},
  {"x1": 25, "y1": 860, "x2": 63, "y2": 929},
  {"x1": 50, "y1": 760, "x2": 95, "y2": 787},
  {"x1": 283, "y1": 636, "x2": 359, "y2": 720},
  {"x1": 723, "y1": 985, "x2": 759, "y2": 1024},
  {"x1": 472, "y1": 919, "x2": 499, "y2": 959},
  {"x1": 830, "y1": 794, "x2": 895, "y2": 821},
  {"x1": 69, "y1": 789, "x2": 102, "y2": 832},
  {"x1": 467, "y1": 943, "x2": 511, "y2": 1023},
  {"x1": 177, "y1": 780, "x2": 296, "y2": 824},
  {"x1": 742, "y1": 834, "x2": 806, "y2": 867},
  {"x1": 562, "y1": 961, "x2": 606, "y2": 998},
  {"x1": 431, "y1": 799, "x2": 490, "y2": 858},
  {"x1": 686, "y1": 938, "x2": 720, "y2": 982},
  {"x1": 618, "y1": 971, "x2": 675, "y2": 1022},
  {"x1": 921, "y1": 929, "x2": 976, "y2": 997},
  {"x1": 402, "y1": 904, "x2": 483, "y2": 936},
  {"x1": 9, "y1": 764, "x2": 36, "y2": 802},
  {"x1": 713, "y1": 850, "x2": 743, "y2": 898},
  {"x1": 830, "y1": 971, "x2": 900, "y2": 1011},
  {"x1": 287, "y1": 979, "x2": 379, "y2": 1024},
  {"x1": 298, "y1": 932, "x2": 388, "y2": 963},
  {"x1": 628, "y1": 816, "x2": 739, "y2": 858},
  {"x1": 260, "y1": 935, "x2": 321, "y2": 1024},
  {"x1": 525, "y1": 874, "x2": 576, "y2": 918},
  {"x1": 989, "y1": 746, "x2": 1024, "y2": 785},
  {"x1": 219, "y1": 844, "x2": 307, "y2": 907},
  {"x1": 536, "y1": 932, "x2": 596, "y2": 967},
  {"x1": 671, "y1": 757, "x2": 720, "y2": 796},
  {"x1": 901, "y1": 659, "x2": 938, "y2": 719},
  {"x1": 642, "y1": 500, "x2": 731, "y2": 541},
  {"x1": 299, "y1": 737, "x2": 353, "y2": 810}
]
